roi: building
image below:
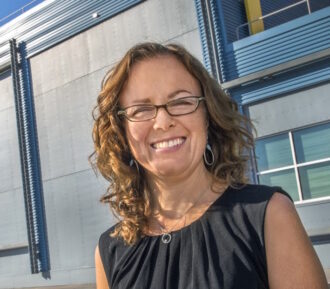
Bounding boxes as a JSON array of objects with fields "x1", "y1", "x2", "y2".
[{"x1": 0, "y1": 0, "x2": 329, "y2": 288}]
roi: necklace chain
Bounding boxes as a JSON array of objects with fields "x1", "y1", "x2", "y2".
[{"x1": 151, "y1": 185, "x2": 210, "y2": 244}]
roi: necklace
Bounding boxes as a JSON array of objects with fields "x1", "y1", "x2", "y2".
[{"x1": 152, "y1": 185, "x2": 210, "y2": 244}]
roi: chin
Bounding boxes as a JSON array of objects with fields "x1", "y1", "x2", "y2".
[{"x1": 149, "y1": 162, "x2": 189, "y2": 178}]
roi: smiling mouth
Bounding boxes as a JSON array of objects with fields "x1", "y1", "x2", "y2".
[{"x1": 151, "y1": 137, "x2": 186, "y2": 149}]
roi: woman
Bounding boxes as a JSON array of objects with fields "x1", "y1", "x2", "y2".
[{"x1": 90, "y1": 43, "x2": 328, "y2": 289}]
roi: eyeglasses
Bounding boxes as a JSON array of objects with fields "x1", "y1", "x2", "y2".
[{"x1": 117, "y1": 96, "x2": 205, "y2": 122}]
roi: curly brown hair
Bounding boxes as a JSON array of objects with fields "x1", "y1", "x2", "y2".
[{"x1": 89, "y1": 42, "x2": 254, "y2": 245}]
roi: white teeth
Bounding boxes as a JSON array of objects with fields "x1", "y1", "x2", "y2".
[{"x1": 153, "y1": 138, "x2": 184, "y2": 149}]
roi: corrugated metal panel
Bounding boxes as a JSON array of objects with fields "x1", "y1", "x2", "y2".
[
  {"x1": 220, "y1": 0, "x2": 248, "y2": 42},
  {"x1": 230, "y1": 58, "x2": 330, "y2": 105},
  {"x1": 194, "y1": 0, "x2": 227, "y2": 82},
  {"x1": 194, "y1": 0, "x2": 212, "y2": 73},
  {"x1": 209, "y1": 0, "x2": 226, "y2": 81},
  {"x1": 260, "y1": 0, "x2": 308, "y2": 30},
  {"x1": 10, "y1": 39, "x2": 50, "y2": 273},
  {"x1": 310, "y1": 0, "x2": 330, "y2": 12},
  {"x1": 225, "y1": 7, "x2": 330, "y2": 80},
  {"x1": 0, "y1": 0, "x2": 144, "y2": 70},
  {"x1": 261, "y1": 0, "x2": 329, "y2": 30}
]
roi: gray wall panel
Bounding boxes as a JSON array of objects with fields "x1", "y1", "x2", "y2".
[
  {"x1": 0, "y1": 70, "x2": 14, "y2": 111},
  {"x1": 1, "y1": 0, "x2": 202, "y2": 286},
  {"x1": 164, "y1": 29, "x2": 203, "y2": 63},
  {"x1": 1, "y1": 267, "x2": 95, "y2": 288},
  {"x1": 42, "y1": 168, "x2": 110, "y2": 274},
  {"x1": 297, "y1": 201, "x2": 330, "y2": 235},
  {"x1": 314, "y1": 243, "x2": 330, "y2": 268},
  {"x1": 0, "y1": 247, "x2": 30, "y2": 277},
  {"x1": 30, "y1": 0, "x2": 200, "y2": 97},
  {"x1": 247, "y1": 82, "x2": 330, "y2": 138},
  {"x1": 0, "y1": 107, "x2": 22, "y2": 192},
  {"x1": 35, "y1": 67, "x2": 108, "y2": 181},
  {"x1": 0, "y1": 169, "x2": 110, "y2": 287},
  {"x1": 0, "y1": 188, "x2": 27, "y2": 247},
  {"x1": 0, "y1": 71, "x2": 22, "y2": 193}
]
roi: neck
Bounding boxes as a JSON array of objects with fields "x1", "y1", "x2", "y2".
[{"x1": 147, "y1": 164, "x2": 213, "y2": 219}]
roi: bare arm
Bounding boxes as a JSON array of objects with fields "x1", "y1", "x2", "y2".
[
  {"x1": 265, "y1": 192, "x2": 328, "y2": 289},
  {"x1": 95, "y1": 245, "x2": 110, "y2": 289}
]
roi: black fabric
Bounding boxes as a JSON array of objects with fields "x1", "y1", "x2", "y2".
[{"x1": 99, "y1": 184, "x2": 293, "y2": 289}]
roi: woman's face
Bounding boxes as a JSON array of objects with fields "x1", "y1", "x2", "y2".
[{"x1": 119, "y1": 55, "x2": 208, "y2": 180}]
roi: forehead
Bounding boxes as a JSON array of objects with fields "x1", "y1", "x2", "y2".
[{"x1": 119, "y1": 55, "x2": 201, "y2": 106}]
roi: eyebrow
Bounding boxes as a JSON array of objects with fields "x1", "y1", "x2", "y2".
[{"x1": 130, "y1": 89, "x2": 193, "y2": 105}]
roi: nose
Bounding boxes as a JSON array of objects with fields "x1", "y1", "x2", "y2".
[{"x1": 152, "y1": 107, "x2": 175, "y2": 131}]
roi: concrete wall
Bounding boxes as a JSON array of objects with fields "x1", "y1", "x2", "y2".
[
  {"x1": 248, "y1": 82, "x2": 330, "y2": 138},
  {"x1": 0, "y1": 0, "x2": 202, "y2": 287}
]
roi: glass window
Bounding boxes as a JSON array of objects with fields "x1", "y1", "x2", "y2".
[
  {"x1": 256, "y1": 122, "x2": 330, "y2": 202},
  {"x1": 299, "y1": 162, "x2": 330, "y2": 200},
  {"x1": 255, "y1": 134, "x2": 293, "y2": 171},
  {"x1": 294, "y1": 122, "x2": 330, "y2": 163},
  {"x1": 258, "y1": 169, "x2": 299, "y2": 201}
]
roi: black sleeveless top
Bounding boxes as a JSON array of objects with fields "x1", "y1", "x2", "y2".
[{"x1": 99, "y1": 184, "x2": 293, "y2": 289}]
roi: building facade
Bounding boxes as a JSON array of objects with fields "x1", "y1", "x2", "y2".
[
  {"x1": 195, "y1": 0, "x2": 330, "y2": 282},
  {"x1": 0, "y1": 0, "x2": 329, "y2": 287}
]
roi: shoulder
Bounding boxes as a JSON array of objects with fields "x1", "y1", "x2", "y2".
[
  {"x1": 227, "y1": 183, "x2": 293, "y2": 205},
  {"x1": 220, "y1": 184, "x2": 294, "y2": 240},
  {"x1": 98, "y1": 222, "x2": 125, "y2": 261},
  {"x1": 99, "y1": 223, "x2": 118, "y2": 249},
  {"x1": 264, "y1": 192, "x2": 328, "y2": 288}
]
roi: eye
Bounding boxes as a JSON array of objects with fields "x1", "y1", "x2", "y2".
[
  {"x1": 129, "y1": 106, "x2": 155, "y2": 117},
  {"x1": 169, "y1": 97, "x2": 196, "y2": 107}
]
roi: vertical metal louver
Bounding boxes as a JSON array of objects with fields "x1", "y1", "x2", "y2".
[
  {"x1": 194, "y1": 0, "x2": 227, "y2": 83},
  {"x1": 9, "y1": 38, "x2": 50, "y2": 274}
]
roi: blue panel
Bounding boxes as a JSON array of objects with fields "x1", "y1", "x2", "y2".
[
  {"x1": 217, "y1": 0, "x2": 248, "y2": 43},
  {"x1": 230, "y1": 59, "x2": 330, "y2": 105},
  {"x1": 310, "y1": 0, "x2": 330, "y2": 12},
  {"x1": 260, "y1": 0, "x2": 308, "y2": 30},
  {"x1": 194, "y1": 0, "x2": 227, "y2": 81},
  {"x1": 224, "y1": 7, "x2": 330, "y2": 80},
  {"x1": 194, "y1": 0, "x2": 212, "y2": 74},
  {"x1": 10, "y1": 39, "x2": 50, "y2": 273},
  {"x1": 0, "y1": 0, "x2": 145, "y2": 69}
]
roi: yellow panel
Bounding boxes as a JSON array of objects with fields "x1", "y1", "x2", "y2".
[{"x1": 244, "y1": 0, "x2": 264, "y2": 35}]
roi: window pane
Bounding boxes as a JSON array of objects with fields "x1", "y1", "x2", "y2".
[
  {"x1": 299, "y1": 161, "x2": 330, "y2": 200},
  {"x1": 258, "y1": 169, "x2": 299, "y2": 202},
  {"x1": 255, "y1": 134, "x2": 293, "y2": 171},
  {"x1": 294, "y1": 122, "x2": 330, "y2": 163}
]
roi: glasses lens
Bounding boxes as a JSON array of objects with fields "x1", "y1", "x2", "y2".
[
  {"x1": 126, "y1": 105, "x2": 156, "y2": 121},
  {"x1": 167, "y1": 97, "x2": 199, "y2": 115}
]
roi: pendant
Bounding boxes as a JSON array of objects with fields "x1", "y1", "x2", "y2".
[{"x1": 161, "y1": 233, "x2": 172, "y2": 244}]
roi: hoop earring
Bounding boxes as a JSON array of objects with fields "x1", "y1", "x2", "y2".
[
  {"x1": 130, "y1": 158, "x2": 140, "y2": 173},
  {"x1": 203, "y1": 143, "x2": 214, "y2": 166}
]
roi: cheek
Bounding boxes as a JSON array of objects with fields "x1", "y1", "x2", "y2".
[{"x1": 125, "y1": 123, "x2": 150, "y2": 156}]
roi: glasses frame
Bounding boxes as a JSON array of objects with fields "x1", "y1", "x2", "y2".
[{"x1": 117, "y1": 96, "x2": 205, "y2": 122}]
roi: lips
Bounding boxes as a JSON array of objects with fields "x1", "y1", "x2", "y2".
[{"x1": 151, "y1": 137, "x2": 186, "y2": 149}]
